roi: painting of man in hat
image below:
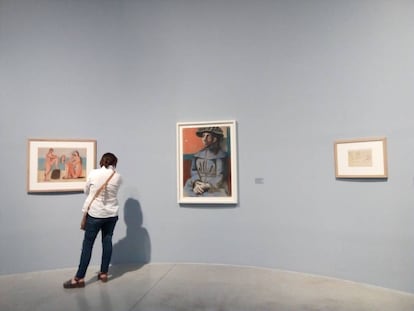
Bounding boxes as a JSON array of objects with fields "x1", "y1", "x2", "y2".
[{"x1": 183, "y1": 126, "x2": 230, "y2": 197}]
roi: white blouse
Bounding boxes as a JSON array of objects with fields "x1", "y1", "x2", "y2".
[{"x1": 82, "y1": 166, "x2": 122, "y2": 218}]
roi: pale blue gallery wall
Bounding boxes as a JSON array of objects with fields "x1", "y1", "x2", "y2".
[{"x1": 1, "y1": 0, "x2": 414, "y2": 293}]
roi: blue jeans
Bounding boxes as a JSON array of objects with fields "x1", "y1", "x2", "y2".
[{"x1": 76, "y1": 215, "x2": 118, "y2": 279}]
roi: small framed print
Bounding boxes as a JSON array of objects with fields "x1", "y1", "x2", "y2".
[
  {"x1": 177, "y1": 120, "x2": 238, "y2": 204},
  {"x1": 334, "y1": 137, "x2": 388, "y2": 179},
  {"x1": 27, "y1": 139, "x2": 97, "y2": 193}
]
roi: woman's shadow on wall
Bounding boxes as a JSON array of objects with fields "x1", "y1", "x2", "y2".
[{"x1": 110, "y1": 198, "x2": 151, "y2": 280}]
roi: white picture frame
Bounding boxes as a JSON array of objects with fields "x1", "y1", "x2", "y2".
[
  {"x1": 334, "y1": 137, "x2": 388, "y2": 178},
  {"x1": 27, "y1": 138, "x2": 97, "y2": 193},
  {"x1": 177, "y1": 120, "x2": 238, "y2": 204}
]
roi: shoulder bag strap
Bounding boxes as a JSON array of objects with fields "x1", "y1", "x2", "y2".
[{"x1": 86, "y1": 170, "x2": 116, "y2": 212}]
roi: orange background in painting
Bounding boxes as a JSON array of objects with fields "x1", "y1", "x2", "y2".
[
  {"x1": 183, "y1": 128, "x2": 205, "y2": 154},
  {"x1": 183, "y1": 127, "x2": 229, "y2": 154}
]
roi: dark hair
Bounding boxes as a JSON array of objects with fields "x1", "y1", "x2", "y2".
[{"x1": 100, "y1": 152, "x2": 118, "y2": 168}]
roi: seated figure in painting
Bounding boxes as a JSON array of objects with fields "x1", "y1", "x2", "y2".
[
  {"x1": 183, "y1": 127, "x2": 229, "y2": 197},
  {"x1": 63, "y1": 150, "x2": 83, "y2": 179}
]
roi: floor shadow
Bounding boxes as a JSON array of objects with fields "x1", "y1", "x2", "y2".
[{"x1": 110, "y1": 198, "x2": 151, "y2": 280}]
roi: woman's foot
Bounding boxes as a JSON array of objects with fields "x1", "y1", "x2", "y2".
[
  {"x1": 63, "y1": 277, "x2": 85, "y2": 288},
  {"x1": 98, "y1": 272, "x2": 108, "y2": 282}
]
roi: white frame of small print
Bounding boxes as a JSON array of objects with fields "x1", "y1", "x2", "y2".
[{"x1": 334, "y1": 137, "x2": 388, "y2": 178}]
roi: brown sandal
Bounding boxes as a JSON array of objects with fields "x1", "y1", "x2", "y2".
[
  {"x1": 63, "y1": 277, "x2": 85, "y2": 288},
  {"x1": 98, "y1": 272, "x2": 108, "y2": 282}
]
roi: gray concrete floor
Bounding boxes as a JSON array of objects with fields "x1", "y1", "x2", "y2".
[{"x1": 1, "y1": 263, "x2": 414, "y2": 311}]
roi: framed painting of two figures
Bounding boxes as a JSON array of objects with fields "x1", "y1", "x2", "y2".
[{"x1": 27, "y1": 139, "x2": 96, "y2": 193}]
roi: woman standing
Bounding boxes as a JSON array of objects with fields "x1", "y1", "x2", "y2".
[{"x1": 64, "y1": 152, "x2": 122, "y2": 288}]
